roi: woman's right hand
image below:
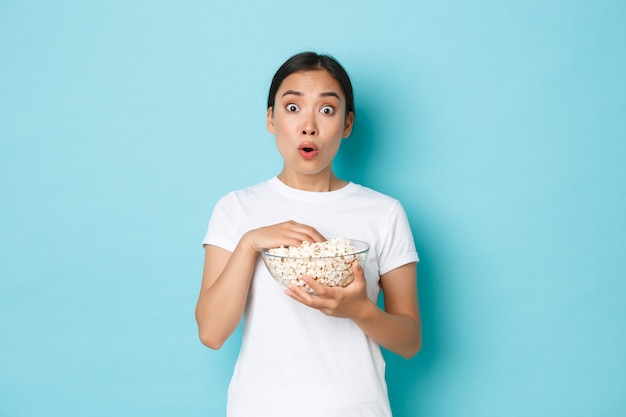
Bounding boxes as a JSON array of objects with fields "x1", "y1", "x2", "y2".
[
  {"x1": 242, "y1": 220, "x2": 326, "y2": 253},
  {"x1": 195, "y1": 220, "x2": 324, "y2": 349}
]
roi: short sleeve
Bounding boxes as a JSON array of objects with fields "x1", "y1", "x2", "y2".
[
  {"x1": 377, "y1": 201, "x2": 419, "y2": 276},
  {"x1": 202, "y1": 193, "x2": 239, "y2": 253}
]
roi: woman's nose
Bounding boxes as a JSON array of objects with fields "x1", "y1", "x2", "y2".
[{"x1": 301, "y1": 115, "x2": 317, "y2": 135}]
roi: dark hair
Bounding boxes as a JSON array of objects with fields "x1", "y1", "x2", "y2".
[{"x1": 267, "y1": 52, "x2": 355, "y2": 118}]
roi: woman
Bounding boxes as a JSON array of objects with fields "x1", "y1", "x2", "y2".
[{"x1": 196, "y1": 51, "x2": 421, "y2": 416}]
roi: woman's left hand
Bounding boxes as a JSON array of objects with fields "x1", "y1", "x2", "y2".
[{"x1": 285, "y1": 261, "x2": 372, "y2": 319}]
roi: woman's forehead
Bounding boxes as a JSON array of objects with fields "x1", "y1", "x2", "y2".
[{"x1": 277, "y1": 70, "x2": 344, "y2": 98}]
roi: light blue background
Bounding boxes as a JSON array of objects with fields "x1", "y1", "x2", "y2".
[{"x1": 1, "y1": 1, "x2": 625, "y2": 416}]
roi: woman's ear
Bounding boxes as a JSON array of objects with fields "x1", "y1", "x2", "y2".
[
  {"x1": 342, "y1": 111, "x2": 355, "y2": 138},
  {"x1": 266, "y1": 107, "x2": 275, "y2": 134}
]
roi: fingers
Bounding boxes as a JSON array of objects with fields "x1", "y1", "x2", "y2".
[
  {"x1": 301, "y1": 275, "x2": 329, "y2": 297},
  {"x1": 248, "y1": 221, "x2": 325, "y2": 252},
  {"x1": 351, "y1": 261, "x2": 365, "y2": 283},
  {"x1": 285, "y1": 275, "x2": 323, "y2": 300},
  {"x1": 284, "y1": 260, "x2": 370, "y2": 319},
  {"x1": 284, "y1": 278, "x2": 315, "y2": 306},
  {"x1": 289, "y1": 262, "x2": 364, "y2": 299},
  {"x1": 272, "y1": 221, "x2": 326, "y2": 248},
  {"x1": 283, "y1": 220, "x2": 326, "y2": 244},
  {"x1": 285, "y1": 276, "x2": 338, "y2": 314}
]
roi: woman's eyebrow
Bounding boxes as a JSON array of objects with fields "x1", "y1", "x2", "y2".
[
  {"x1": 320, "y1": 92, "x2": 341, "y2": 100},
  {"x1": 281, "y1": 90, "x2": 341, "y2": 100},
  {"x1": 282, "y1": 89, "x2": 302, "y2": 97}
]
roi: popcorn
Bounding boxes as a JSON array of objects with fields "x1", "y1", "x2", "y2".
[{"x1": 262, "y1": 238, "x2": 369, "y2": 293}]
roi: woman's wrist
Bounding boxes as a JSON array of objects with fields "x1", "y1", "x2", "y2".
[
  {"x1": 351, "y1": 296, "x2": 379, "y2": 324},
  {"x1": 238, "y1": 231, "x2": 261, "y2": 255}
]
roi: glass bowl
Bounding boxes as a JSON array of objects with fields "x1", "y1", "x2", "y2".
[{"x1": 261, "y1": 239, "x2": 369, "y2": 293}]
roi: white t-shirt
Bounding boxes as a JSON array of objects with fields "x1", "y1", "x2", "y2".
[{"x1": 203, "y1": 177, "x2": 419, "y2": 417}]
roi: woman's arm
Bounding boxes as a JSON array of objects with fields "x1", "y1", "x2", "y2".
[
  {"x1": 195, "y1": 221, "x2": 326, "y2": 350},
  {"x1": 359, "y1": 263, "x2": 421, "y2": 358},
  {"x1": 285, "y1": 262, "x2": 422, "y2": 358},
  {"x1": 195, "y1": 240, "x2": 257, "y2": 350}
]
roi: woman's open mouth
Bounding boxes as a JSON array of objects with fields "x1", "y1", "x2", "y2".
[{"x1": 298, "y1": 143, "x2": 319, "y2": 159}]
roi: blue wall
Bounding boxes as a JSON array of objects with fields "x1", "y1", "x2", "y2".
[{"x1": 1, "y1": 1, "x2": 625, "y2": 416}]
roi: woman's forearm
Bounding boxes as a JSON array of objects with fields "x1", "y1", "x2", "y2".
[
  {"x1": 195, "y1": 238, "x2": 257, "y2": 349},
  {"x1": 352, "y1": 300, "x2": 422, "y2": 359}
]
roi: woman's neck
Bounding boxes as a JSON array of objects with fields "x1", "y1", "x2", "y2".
[{"x1": 276, "y1": 171, "x2": 347, "y2": 192}]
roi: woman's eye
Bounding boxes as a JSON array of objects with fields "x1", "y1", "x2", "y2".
[
  {"x1": 286, "y1": 104, "x2": 299, "y2": 112},
  {"x1": 320, "y1": 106, "x2": 335, "y2": 115}
]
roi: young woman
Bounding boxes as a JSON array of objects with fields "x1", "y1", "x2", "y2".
[{"x1": 195, "y1": 52, "x2": 421, "y2": 417}]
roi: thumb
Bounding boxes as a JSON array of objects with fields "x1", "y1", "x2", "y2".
[{"x1": 350, "y1": 260, "x2": 366, "y2": 285}]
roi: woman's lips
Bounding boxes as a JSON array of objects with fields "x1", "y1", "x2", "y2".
[{"x1": 298, "y1": 143, "x2": 319, "y2": 159}]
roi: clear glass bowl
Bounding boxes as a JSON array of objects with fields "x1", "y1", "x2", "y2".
[{"x1": 261, "y1": 239, "x2": 370, "y2": 293}]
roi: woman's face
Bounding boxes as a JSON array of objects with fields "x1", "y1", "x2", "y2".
[{"x1": 267, "y1": 69, "x2": 354, "y2": 183}]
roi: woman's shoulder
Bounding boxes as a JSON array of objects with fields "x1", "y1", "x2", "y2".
[
  {"x1": 350, "y1": 182, "x2": 401, "y2": 205},
  {"x1": 343, "y1": 183, "x2": 409, "y2": 220},
  {"x1": 212, "y1": 178, "x2": 277, "y2": 208}
]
